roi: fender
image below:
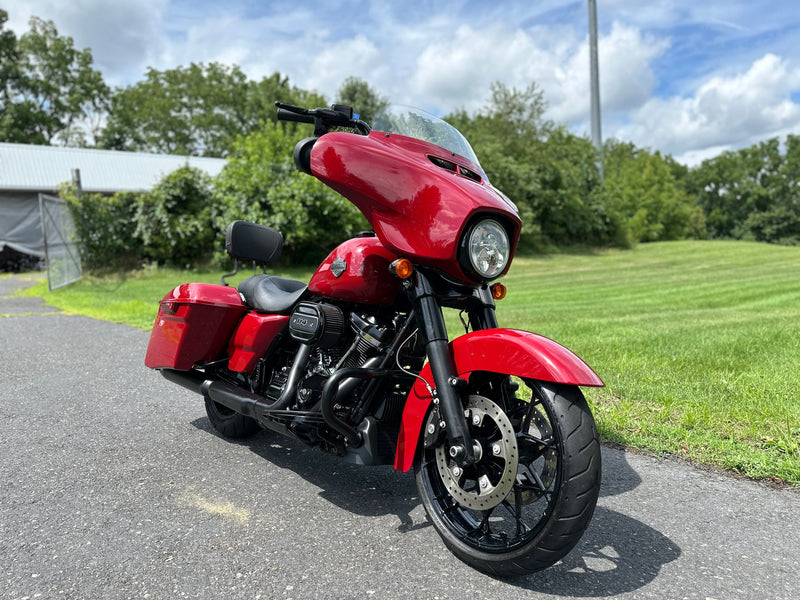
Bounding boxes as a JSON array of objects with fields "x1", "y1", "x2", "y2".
[{"x1": 393, "y1": 328, "x2": 604, "y2": 472}]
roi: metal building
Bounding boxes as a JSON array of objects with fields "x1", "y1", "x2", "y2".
[{"x1": 0, "y1": 142, "x2": 226, "y2": 268}]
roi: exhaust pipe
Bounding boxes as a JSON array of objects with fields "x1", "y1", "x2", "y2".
[
  {"x1": 160, "y1": 367, "x2": 204, "y2": 394},
  {"x1": 160, "y1": 368, "x2": 262, "y2": 417},
  {"x1": 159, "y1": 344, "x2": 313, "y2": 418}
]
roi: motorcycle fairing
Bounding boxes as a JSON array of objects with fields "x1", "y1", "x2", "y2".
[
  {"x1": 310, "y1": 131, "x2": 522, "y2": 284},
  {"x1": 393, "y1": 328, "x2": 604, "y2": 472}
]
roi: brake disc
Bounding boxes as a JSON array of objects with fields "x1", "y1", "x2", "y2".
[{"x1": 435, "y1": 395, "x2": 519, "y2": 511}]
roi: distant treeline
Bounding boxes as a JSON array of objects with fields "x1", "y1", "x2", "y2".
[{"x1": 4, "y1": 10, "x2": 799, "y2": 270}]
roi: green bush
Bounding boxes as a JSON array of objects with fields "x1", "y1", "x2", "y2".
[
  {"x1": 63, "y1": 166, "x2": 219, "y2": 271},
  {"x1": 134, "y1": 166, "x2": 217, "y2": 266},
  {"x1": 688, "y1": 136, "x2": 800, "y2": 245},
  {"x1": 62, "y1": 184, "x2": 142, "y2": 271},
  {"x1": 745, "y1": 205, "x2": 800, "y2": 245},
  {"x1": 212, "y1": 121, "x2": 368, "y2": 265},
  {"x1": 600, "y1": 144, "x2": 706, "y2": 243}
]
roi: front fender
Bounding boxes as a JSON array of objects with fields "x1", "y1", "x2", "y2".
[{"x1": 393, "y1": 328, "x2": 603, "y2": 472}]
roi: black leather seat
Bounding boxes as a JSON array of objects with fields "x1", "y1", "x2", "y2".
[{"x1": 238, "y1": 274, "x2": 307, "y2": 313}]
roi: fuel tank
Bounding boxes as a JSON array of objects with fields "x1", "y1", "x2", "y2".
[{"x1": 309, "y1": 236, "x2": 400, "y2": 306}]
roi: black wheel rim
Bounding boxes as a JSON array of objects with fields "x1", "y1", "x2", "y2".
[{"x1": 419, "y1": 381, "x2": 562, "y2": 553}]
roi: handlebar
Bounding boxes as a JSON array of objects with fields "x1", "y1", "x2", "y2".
[
  {"x1": 276, "y1": 108, "x2": 315, "y2": 125},
  {"x1": 276, "y1": 102, "x2": 371, "y2": 136}
]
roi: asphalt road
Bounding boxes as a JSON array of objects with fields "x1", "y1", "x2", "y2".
[{"x1": 1, "y1": 275, "x2": 798, "y2": 600}]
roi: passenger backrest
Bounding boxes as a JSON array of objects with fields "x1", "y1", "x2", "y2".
[{"x1": 225, "y1": 220, "x2": 283, "y2": 265}]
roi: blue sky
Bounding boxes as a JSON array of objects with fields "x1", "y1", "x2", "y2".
[{"x1": 8, "y1": 0, "x2": 800, "y2": 165}]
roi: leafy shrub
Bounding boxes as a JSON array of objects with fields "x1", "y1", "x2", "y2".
[
  {"x1": 134, "y1": 166, "x2": 217, "y2": 266},
  {"x1": 688, "y1": 136, "x2": 800, "y2": 245},
  {"x1": 62, "y1": 184, "x2": 142, "y2": 271},
  {"x1": 600, "y1": 145, "x2": 706, "y2": 243},
  {"x1": 212, "y1": 121, "x2": 367, "y2": 265},
  {"x1": 63, "y1": 166, "x2": 219, "y2": 271},
  {"x1": 745, "y1": 205, "x2": 800, "y2": 245}
]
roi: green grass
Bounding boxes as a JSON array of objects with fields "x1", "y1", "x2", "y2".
[
  {"x1": 17, "y1": 264, "x2": 315, "y2": 331},
  {"x1": 18, "y1": 241, "x2": 800, "y2": 485},
  {"x1": 498, "y1": 241, "x2": 800, "y2": 485}
]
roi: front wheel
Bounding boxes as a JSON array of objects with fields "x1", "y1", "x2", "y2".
[{"x1": 414, "y1": 380, "x2": 601, "y2": 577}]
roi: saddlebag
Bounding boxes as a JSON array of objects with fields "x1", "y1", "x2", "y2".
[{"x1": 145, "y1": 283, "x2": 246, "y2": 370}]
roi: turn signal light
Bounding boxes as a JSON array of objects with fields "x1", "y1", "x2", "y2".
[
  {"x1": 491, "y1": 282, "x2": 507, "y2": 300},
  {"x1": 391, "y1": 258, "x2": 414, "y2": 279}
]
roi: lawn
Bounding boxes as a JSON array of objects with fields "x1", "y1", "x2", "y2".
[{"x1": 17, "y1": 240, "x2": 800, "y2": 485}]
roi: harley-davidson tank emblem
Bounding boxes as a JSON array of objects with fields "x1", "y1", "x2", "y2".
[{"x1": 331, "y1": 258, "x2": 347, "y2": 278}]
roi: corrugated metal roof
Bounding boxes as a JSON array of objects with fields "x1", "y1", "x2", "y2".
[{"x1": 0, "y1": 142, "x2": 227, "y2": 193}]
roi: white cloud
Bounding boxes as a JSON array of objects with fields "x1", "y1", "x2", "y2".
[
  {"x1": 547, "y1": 22, "x2": 670, "y2": 125},
  {"x1": 618, "y1": 53, "x2": 800, "y2": 161},
  {"x1": 409, "y1": 24, "x2": 537, "y2": 112},
  {"x1": 6, "y1": 0, "x2": 800, "y2": 164},
  {"x1": 401, "y1": 19, "x2": 669, "y2": 132},
  {"x1": 304, "y1": 35, "x2": 385, "y2": 98},
  {"x1": 6, "y1": 0, "x2": 167, "y2": 85}
]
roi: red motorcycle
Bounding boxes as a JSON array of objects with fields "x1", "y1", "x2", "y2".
[{"x1": 145, "y1": 102, "x2": 603, "y2": 576}]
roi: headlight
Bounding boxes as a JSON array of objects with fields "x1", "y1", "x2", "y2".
[{"x1": 465, "y1": 219, "x2": 510, "y2": 280}]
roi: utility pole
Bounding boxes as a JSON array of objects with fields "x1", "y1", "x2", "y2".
[{"x1": 588, "y1": 0, "x2": 603, "y2": 179}]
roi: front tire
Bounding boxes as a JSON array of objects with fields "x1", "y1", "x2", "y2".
[
  {"x1": 415, "y1": 380, "x2": 601, "y2": 577},
  {"x1": 204, "y1": 398, "x2": 261, "y2": 439}
]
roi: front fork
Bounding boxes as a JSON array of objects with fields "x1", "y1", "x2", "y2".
[{"x1": 407, "y1": 271, "x2": 497, "y2": 467}]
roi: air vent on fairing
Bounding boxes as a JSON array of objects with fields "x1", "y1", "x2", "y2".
[{"x1": 427, "y1": 155, "x2": 482, "y2": 183}]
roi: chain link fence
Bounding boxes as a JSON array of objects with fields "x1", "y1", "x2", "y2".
[{"x1": 38, "y1": 194, "x2": 82, "y2": 290}]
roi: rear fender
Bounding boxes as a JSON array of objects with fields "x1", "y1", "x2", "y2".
[{"x1": 393, "y1": 328, "x2": 603, "y2": 472}]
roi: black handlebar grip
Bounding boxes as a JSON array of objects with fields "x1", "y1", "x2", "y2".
[{"x1": 277, "y1": 108, "x2": 315, "y2": 124}]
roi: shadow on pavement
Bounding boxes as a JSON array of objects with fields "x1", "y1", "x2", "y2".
[
  {"x1": 515, "y1": 504, "x2": 681, "y2": 596},
  {"x1": 599, "y1": 446, "x2": 643, "y2": 497},
  {"x1": 191, "y1": 417, "x2": 680, "y2": 595},
  {"x1": 515, "y1": 448, "x2": 679, "y2": 595},
  {"x1": 191, "y1": 417, "x2": 424, "y2": 530}
]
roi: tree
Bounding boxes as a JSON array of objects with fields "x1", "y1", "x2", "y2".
[
  {"x1": 335, "y1": 76, "x2": 389, "y2": 125},
  {"x1": 212, "y1": 121, "x2": 368, "y2": 263},
  {"x1": 535, "y1": 127, "x2": 612, "y2": 245},
  {"x1": 101, "y1": 65, "x2": 328, "y2": 157},
  {"x1": 101, "y1": 62, "x2": 252, "y2": 156},
  {"x1": 688, "y1": 137, "x2": 789, "y2": 241},
  {"x1": 483, "y1": 81, "x2": 552, "y2": 142},
  {"x1": 134, "y1": 166, "x2": 217, "y2": 266},
  {"x1": 0, "y1": 10, "x2": 23, "y2": 140},
  {"x1": 742, "y1": 135, "x2": 800, "y2": 244},
  {"x1": 246, "y1": 71, "x2": 326, "y2": 130},
  {"x1": 0, "y1": 10, "x2": 18, "y2": 106},
  {"x1": 600, "y1": 144, "x2": 705, "y2": 243},
  {"x1": 0, "y1": 14, "x2": 109, "y2": 145},
  {"x1": 447, "y1": 82, "x2": 621, "y2": 248}
]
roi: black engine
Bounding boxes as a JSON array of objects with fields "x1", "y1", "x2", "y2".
[
  {"x1": 235, "y1": 299, "x2": 422, "y2": 462},
  {"x1": 264, "y1": 302, "x2": 397, "y2": 411},
  {"x1": 288, "y1": 302, "x2": 346, "y2": 347}
]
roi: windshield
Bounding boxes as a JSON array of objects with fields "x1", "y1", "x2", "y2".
[{"x1": 372, "y1": 105, "x2": 481, "y2": 167}]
